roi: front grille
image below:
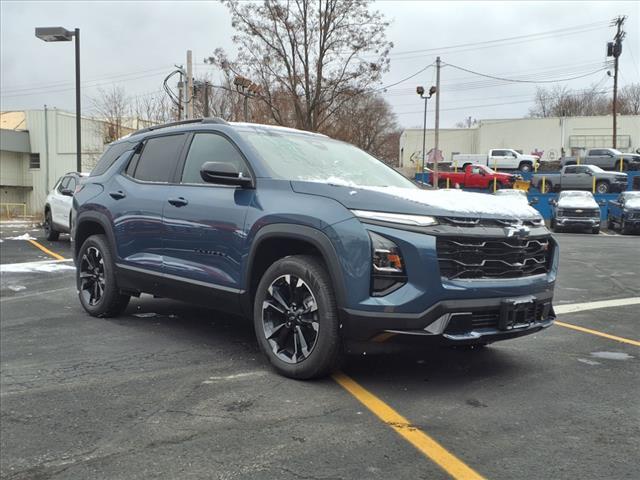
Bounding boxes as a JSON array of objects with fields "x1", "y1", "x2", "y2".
[
  {"x1": 436, "y1": 236, "x2": 552, "y2": 279},
  {"x1": 558, "y1": 208, "x2": 599, "y2": 218},
  {"x1": 444, "y1": 302, "x2": 549, "y2": 333},
  {"x1": 440, "y1": 217, "x2": 543, "y2": 227}
]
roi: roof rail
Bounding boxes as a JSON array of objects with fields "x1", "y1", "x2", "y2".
[{"x1": 129, "y1": 117, "x2": 228, "y2": 137}]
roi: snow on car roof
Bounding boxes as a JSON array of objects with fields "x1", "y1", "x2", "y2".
[{"x1": 559, "y1": 190, "x2": 593, "y2": 198}]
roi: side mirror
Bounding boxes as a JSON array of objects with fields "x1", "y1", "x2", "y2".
[
  {"x1": 598, "y1": 200, "x2": 606, "y2": 206},
  {"x1": 61, "y1": 188, "x2": 74, "y2": 197},
  {"x1": 548, "y1": 199, "x2": 556, "y2": 206},
  {"x1": 200, "y1": 161, "x2": 253, "y2": 187}
]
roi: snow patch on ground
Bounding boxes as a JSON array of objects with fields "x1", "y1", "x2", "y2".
[
  {"x1": 0, "y1": 259, "x2": 75, "y2": 273},
  {"x1": 7, "y1": 285, "x2": 27, "y2": 292},
  {"x1": 4, "y1": 233, "x2": 37, "y2": 240},
  {"x1": 590, "y1": 351, "x2": 634, "y2": 361}
]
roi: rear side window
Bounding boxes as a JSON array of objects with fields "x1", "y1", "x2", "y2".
[
  {"x1": 57, "y1": 176, "x2": 70, "y2": 193},
  {"x1": 180, "y1": 133, "x2": 249, "y2": 184},
  {"x1": 564, "y1": 166, "x2": 576, "y2": 174},
  {"x1": 66, "y1": 176, "x2": 77, "y2": 191},
  {"x1": 91, "y1": 142, "x2": 133, "y2": 177},
  {"x1": 131, "y1": 134, "x2": 186, "y2": 183}
]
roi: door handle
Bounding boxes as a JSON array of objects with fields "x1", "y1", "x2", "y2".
[
  {"x1": 109, "y1": 190, "x2": 126, "y2": 200},
  {"x1": 168, "y1": 197, "x2": 189, "y2": 207}
]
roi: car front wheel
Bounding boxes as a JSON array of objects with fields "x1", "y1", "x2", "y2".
[
  {"x1": 253, "y1": 255, "x2": 341, "y2": 379},
  {"x1": 77, "y1": 234, "x2": 130, "y2": 317}
]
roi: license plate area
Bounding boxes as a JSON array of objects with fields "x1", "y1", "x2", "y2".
[{"x1": 499, "y1": 298, "x2": 535, "y2": 330}]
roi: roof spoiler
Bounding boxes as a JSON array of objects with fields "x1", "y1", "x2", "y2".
[{"x1": 129, "y1": 117, "x2": 228, "y2": 137}]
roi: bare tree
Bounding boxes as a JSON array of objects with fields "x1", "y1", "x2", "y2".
[
  {"x1": 323, "y1": 93, "x2": 400, "y2": 163},
  {"x1": 617, "y1": 83, "x2": 640, "y2": 115},
  {"x1": 132, "y1": 93, "x2": 173, "y2": 127},
  {"x1": 91, "y1": 86, "x2": 130, "y2": 142},
  {"x1": 454, "y1": 117, "x2": 478, "y2": 128},
  {"x1": 208, "y1": 0, "x2": 392, "y2": 131}
]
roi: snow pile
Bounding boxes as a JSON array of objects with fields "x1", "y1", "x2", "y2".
[
  {"x1": 0, "y1": 259, "x2": 75, "y2": 273},
  {"x1": 625, "y1": 197, "x2": 640, "y2": 209},
  {"x1": 557, "y1": 196, "x2": 598, "y2": 209},
  {"x1": 5, "y1": 233, "x2": 37, "y2": 241}
]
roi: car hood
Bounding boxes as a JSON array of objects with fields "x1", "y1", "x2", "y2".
[
  {"x1": 625, "y1": 197, "x2": 640, "y2": 209},
  {"x1": 557, "y1": 197, "x2": 599, "y2": 209},
  {"x1": 291, "y1": 181, "x2": 541, "y2": 220}
]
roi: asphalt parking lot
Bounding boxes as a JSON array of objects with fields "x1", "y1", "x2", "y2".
[{"x1": 1, "y1": 222, "x2": 638, "y2": 480}]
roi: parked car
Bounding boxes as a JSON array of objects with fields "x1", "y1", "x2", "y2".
[
  {"x1": 436, "y1": 164, "x2": 519, "y2": 189},
  {"x1": 43, "y1": 172, "x2": 86, "y2": 241},
  {"x1": 550, "y1": 191, "x2": 601, "y2": 234},
  {"x1": 607, "y1": 191, "x2": 640, "y2": 234},
  {"x1": 560, "y1": 148, "x2": 640, "y2": 171},
  {"x1": 452, "y1": 149, "x2": 539, "y2": 172},
  {"x1": 73, "y1": 118, "x2": 558, "y2": 379},
  {"x1": 531, "y1": 164, "x2": 628, "y2": 194}
]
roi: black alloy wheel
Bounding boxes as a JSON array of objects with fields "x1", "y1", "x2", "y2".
[
  {"x1": 262, "y1": 274, "x2": 320, "y2": 364},
  {"x1": 79, "y1": 246, "x2": 106, "y2": 306},
  {"x1": 253, "y1": 255, "x2": 341, "y2": 379}
]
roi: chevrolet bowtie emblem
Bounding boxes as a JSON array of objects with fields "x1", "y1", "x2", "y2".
[{"x1": 504, "y1": 223, "x2": 530, "y2": 238}]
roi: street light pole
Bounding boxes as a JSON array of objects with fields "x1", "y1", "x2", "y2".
[
  {"x1": 35, "y1": 27, "x2": 82, "y2": 173},
  {"x1": 416, "y1": 85, "x2": 437, "y2": 186},
  {"x1": 74, "y1": 28, "x2": 81, "y2": 172}
]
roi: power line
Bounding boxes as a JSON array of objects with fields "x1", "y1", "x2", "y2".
[
  {"x1": 442, "y1": 63, "x2": 608, "y2": 85},
  {"x1": 372, "y1": 63, "x2": 434, "y2": 92}
]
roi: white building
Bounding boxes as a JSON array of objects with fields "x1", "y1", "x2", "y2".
[
  {"x1": 399, "y1": 115, "x2": 640, "y2": 169},
  {"x1": 0, "y1": 109, "x2": 133, "y2": 216}
]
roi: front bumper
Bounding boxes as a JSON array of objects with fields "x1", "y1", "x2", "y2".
[
  {"x1": 341, "y1": 290, "x2": 555, "y2": 342},
  {"x1": 556, "y1": 216, "x2": 600, "y2": 228}
]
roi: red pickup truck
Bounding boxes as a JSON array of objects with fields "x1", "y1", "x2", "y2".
[{"x1": 435, "y1": 164, "x2": 518, "y2": 189}]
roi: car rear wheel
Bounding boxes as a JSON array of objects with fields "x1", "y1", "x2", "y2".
[
  {"x1": 595, "y1": 181, "x2": 610, "y2": 194},
  {"x1": 253, "y1": 255, "x2": 341, "y2": 379},
  {"x1": 621, "y1": 219, "x2": 631, "y2": 235},
  {"x1": 519, "y1": 162, "x2": 532, "y2": 173},
  {"x1": 77, "y1": 234, "x2": 130, "y2": 317},
  {"x1": 592, "y1": 227, "x2": 600, "y2": 234},
  {"x1": 43, "y1": 210, "x2": 59, "y2": 241},
  {"x1": 541, "y1": 182, "x2": 552, "y2": 193}
]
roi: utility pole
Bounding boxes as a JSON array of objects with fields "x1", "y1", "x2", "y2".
[
  {"x1": 609, "y1": 16, "x2": 626, "y2": 148},
  {"x1": 186, "y1": 50, "x2": 194, "y2": 119},
  {"x1": 203, "y1": 81, "x2": 210, "y2": 117},
  {"x1": 434, "y1": 56, "x2": 441, "y2": 188}
]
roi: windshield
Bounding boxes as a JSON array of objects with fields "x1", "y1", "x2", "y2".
[
  {"x1": 559, "y1": 191, "x2": 592, "y2": 199},
  {"x1": 240, "y1": 130, "x2": 416, "y2": 188},
  {"x1": 609, "y1": 148, "x2": 623, "y2": 155},
  {"x1": 587, "y1": 165, "x2": 605, "y2": 173}
]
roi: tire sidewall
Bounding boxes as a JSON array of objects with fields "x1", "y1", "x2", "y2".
[
  {"x1": 77, "y1": 234, "x2": 121, "y2": 317},
  {"x1": 253, "y1": 256, "x2": 340, "y2": 379}
]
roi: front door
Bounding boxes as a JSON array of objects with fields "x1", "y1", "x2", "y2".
[{"x1": 162, "y1": 132, "x2": 254, "y2": 298}]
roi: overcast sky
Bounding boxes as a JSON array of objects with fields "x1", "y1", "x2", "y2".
[{"x1": 1, "y1": 1, "x2": 639, "y2": 128}]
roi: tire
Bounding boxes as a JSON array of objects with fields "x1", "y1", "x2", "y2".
[
  {"x1": 77, "y1": 234, "x2": 130, "y2": 317},
  {"x1": 592, "y1": 227, "x2": 600, "y2": 234},
  {"x1": 595, "y1": 181, "x2": 610, "y2": 194},
  {"x1": 43, "y1": 209, "x2": 60, "y2": 241},
  {"x1": 519, "y1": 162, "x2": 532, "y2": 173},
  {"x1": 541, "y1": 182, "x2": 552, "y2": 194},
  {"x1": 493, "y1": 181, "x2": 503, "y2": 191},
  {"x1": 550, "y1": 217, "x2": 556, "y2": 229},
  {"x1": 438, "y1": 179, "x2": 448, "y2": 188},
  {"x1": 621, "y1": 219, "x2": 630, "y2": 235},
  {"x1": 607, "y1": 216, "x2": 614, "y2": 230},
  {"x1": 253, "y1": 255, "x2": 341, "y2": 380}
]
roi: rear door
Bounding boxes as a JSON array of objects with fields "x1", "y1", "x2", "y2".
[
  {"x1": 51, "y1": 176, "x2": 71, "y2": 228},
  {"x1": 110, "y1": 133, "x2": 187, "y2": 276},
  {"x1": 161, "y1": 131, "x2": 254, "y2": 298}
]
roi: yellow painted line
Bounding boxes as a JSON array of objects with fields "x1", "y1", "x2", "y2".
[
  {"x1": 27, "y1": 239, "x2": 66, "y2": 261},
  {"x1": 555, "y1": 321, "x2": 640, "y2": 347},
  {"x1": 332, "y1": 372, "x2": 485, "y2": 480}
]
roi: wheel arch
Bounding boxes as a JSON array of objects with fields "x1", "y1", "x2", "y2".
[
  {"x1": 243, "y1": 224, "x2": 347, "y2": 316},
  {"x1": 74, "y1": 212, "x2": 116, "y2": 262}
]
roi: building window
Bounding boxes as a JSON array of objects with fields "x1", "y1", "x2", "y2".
[{"x1": 29, "y1": 153, "x2": 40, "y2": 169}]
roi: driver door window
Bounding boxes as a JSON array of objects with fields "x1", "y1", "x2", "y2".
[{"x1": 180, "y1": 133, "x2": 249, "y2": 184}]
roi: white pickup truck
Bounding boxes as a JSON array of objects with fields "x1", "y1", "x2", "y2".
[{"x1": 452, "y1": 149, "x2": 539, "y2": 172}]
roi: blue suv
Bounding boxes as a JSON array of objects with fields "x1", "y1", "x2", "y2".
[{"x1": 73, "y1": 118, "x2": 558, "y2": 379}]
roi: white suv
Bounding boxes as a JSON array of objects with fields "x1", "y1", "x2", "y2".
[{"x1": 44, "y1": 172, "x2": 85, "y2": 240}]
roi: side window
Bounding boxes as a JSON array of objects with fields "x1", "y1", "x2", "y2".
[
  {"x1": 66, "y1": 176, "x2": 77, "y2": 192},
  {"x1": 471, "y1": 166, "x2": 481, "y2": 175},
  {"x1": 91, "y1": 142, "x2": 133, "y2": 177},
  {"x1": 564, "y1": 166, "x2": 576, "y2": 174},
  {"x1": 57, "y1": 176, "x2": 70, "y2": 193},
  {"x1": 180, "y1": 133, "x2": 249, "y2": 184},
  {"x1": 131, "y1": 134, "x2": 186, "y2": 183},
  {"x1": 491, "y1": 150, "x2": 503, "y2": 156}
]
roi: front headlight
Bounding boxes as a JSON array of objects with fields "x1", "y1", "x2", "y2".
[
  {"x1": 368, "y1": 231, "x2": 407, "y2": 296},
  {"x1": 352, "y1": 209, "x2": 438, "y2": 227}
]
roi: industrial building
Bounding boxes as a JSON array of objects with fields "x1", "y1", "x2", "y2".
[
  {"x1": 0, "y1": 109, "x2": 132, "y2": 216},
  {"x1": 399, "y1": 114, "x2": 640, "y2": 169}
]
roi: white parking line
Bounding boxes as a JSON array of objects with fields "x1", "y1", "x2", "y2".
[{"x1": 555, "y1": 297, "x2": 640, "y2": 315}]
